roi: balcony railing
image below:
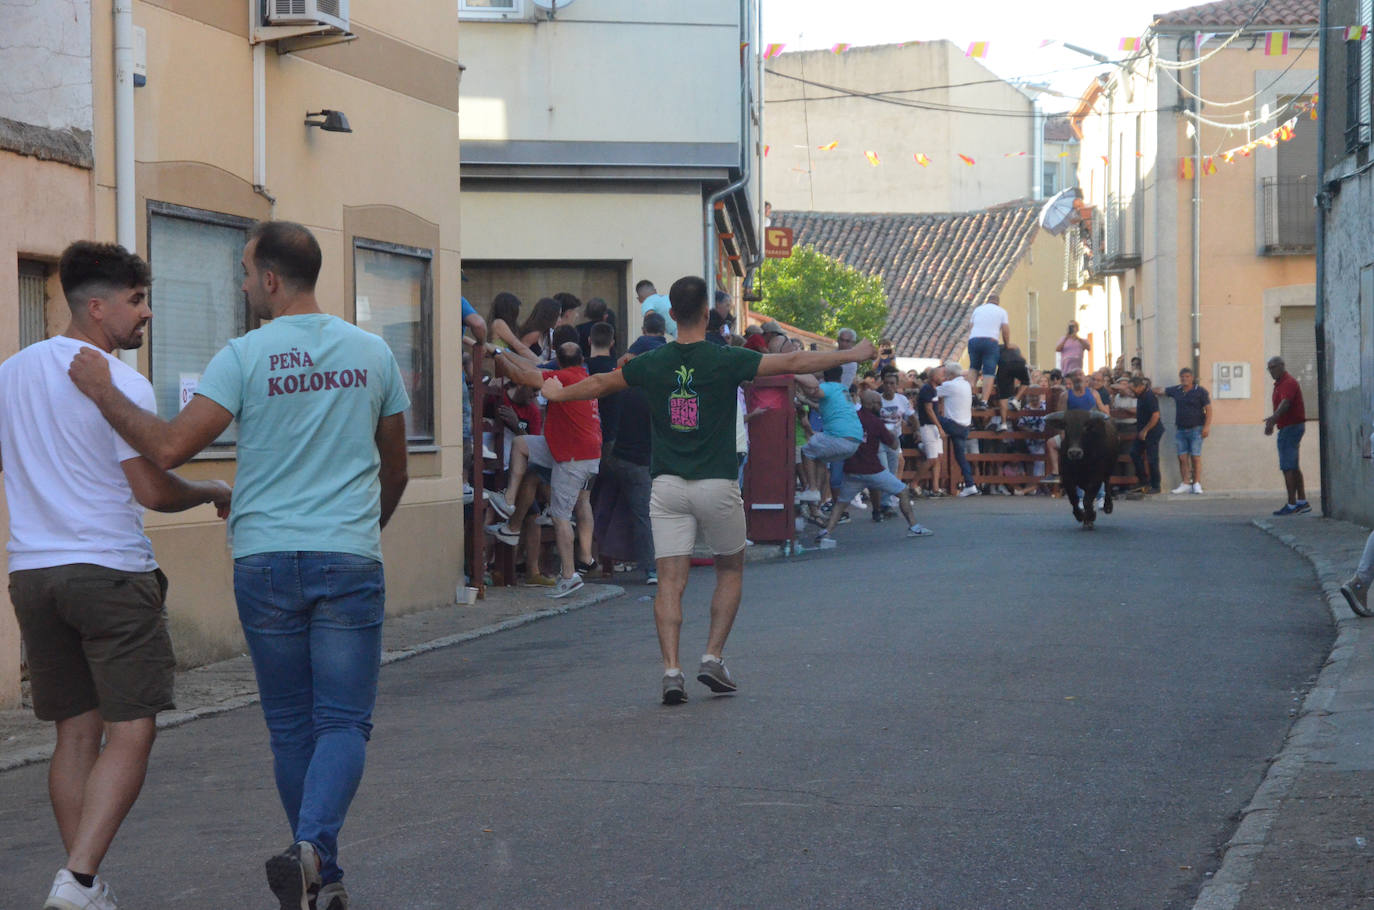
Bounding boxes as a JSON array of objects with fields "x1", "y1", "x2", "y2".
[
  {"x1": 1102, "y1": 193, "x2": 1141, "y2": 270},
  {"x1": 1261, "y1": 176, "x2": 1316, "y2": 255}
]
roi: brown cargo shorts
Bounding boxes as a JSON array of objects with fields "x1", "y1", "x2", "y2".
[{"x1": 10, "y1": 563, "x2": 175, "y2": 722}]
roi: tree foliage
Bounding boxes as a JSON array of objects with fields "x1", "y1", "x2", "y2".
[{"x1": 753, "y1": 246, "x2": 887, "y2": 342}]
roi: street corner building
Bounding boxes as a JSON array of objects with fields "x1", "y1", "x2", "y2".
[{"x1": 0, "y1": 0, "x2": 464, "y2": 707}]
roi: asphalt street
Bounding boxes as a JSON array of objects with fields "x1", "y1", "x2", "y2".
[{"x1": 0, "y1": 497, "x2": 1333, "y2": 909}]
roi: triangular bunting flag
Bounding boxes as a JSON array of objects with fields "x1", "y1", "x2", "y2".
[
  {"x1": 958, "y1": 154, "x2": 976, "y2": 166},
  {"x1": 1119, "y1": 37, "x2": 1140, "y2": 51},
  {"x1": 1100, "y1": 155, "x2": 1110, "y2": 166},
  {"x1": 763, "y1": 145, "x2": 770, "y2": 157},
  {"x1": 763, "y1": 43, "x2": 786, "y2": 59},
  {"x1": 914, "y1": 153, "x2": 930, "y2": 167},
  {"x1": 1264, "y1": 31, "x2": 1289, "y2": 56},
  {"x1": 831, "y1": 43, "x2": 851, "y2": 54},
  {"x1": 818, "y1": 141, "x2": 839, "y2": 151},
  {"x1": 864, "y1": 150, "x2": 881, "y2": 166},
  {"x1": 1202, "y1": 157, "x2": 1217, "y2": 176},
  {"x1": 1348, "y1": 26, "x2": 1369, "y2": 41},
  {"x1": 1180, "y1": 157, "x2": 1195, "y2": 179},
  {"x1": 966, "y1": 41, "x2": 989, "y2": 58},
  {"x1": 1039, "y1": 39, "x2": 1058, "y2": 48},
  {"x1": 1195, "y1": 32, "x2": 1217, "y2": 51}
]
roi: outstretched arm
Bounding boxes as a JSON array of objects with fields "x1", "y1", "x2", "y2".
[
  {"x1": 494, "y1": 350, "x2": 547, "y2": 389},
  {"x1": 756, "y1": 339, "x2": 875, "y2": 377},
  {"x1": 542, "y1": 370, "x2": 629, "y2": 402}
]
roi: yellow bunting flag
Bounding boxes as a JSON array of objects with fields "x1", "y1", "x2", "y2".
[
  {"x1": 914, "y1": 153, "x2": 930, "y2": 167},
  {"x1": 831, "y1": 43, "x2": 851, "y2": 54},
  {"x1": 1058, "y1": 151, "x2": 1070, "y2": 158},
  {"x1": 763, "y1": 43, "x2": 786, "y2": 59},
  {"x1": 958, "y1": 154, "x2": 976, "y2": 166},
  {"x1": 1119, "y1": 37, "x2": 1140, "y2": 51},
  {"x1": 1202, "y1": 157, "x2": 1217, "y2": 175},
  {"x1": 818, "y1": 141, "x2": 839, "y2": 151},
  {"x1": 864, "y1": 150, "x2": 881, "y2": 166},
  {"x1": 1180, "y1": 157, "x2": 1195, "y2": 179},
  {"x1": 1221, "y1": 151, "x2": 1236, "y2": 163},
  {"x1": 1264, "y1": 31, "x2": 1289, "y2": 55},
  {"x1": 1348, "y1": 26, "x2": 1369, "y2": 41},
  {"x1": 966, "y1": 41, "x2": 989, "y2": 58}
]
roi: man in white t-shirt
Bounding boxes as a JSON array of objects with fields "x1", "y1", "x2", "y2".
[
  {"x1": 936, "y1": 361, "x2": 979, "y2": 496},
  {"x1": 1, "y1": 242, "x2": 231, "y2": 910},
  {"x1": 967, "y1": 293, "x2": 1010, "y2": 405},
  {"x1": 836, "y1": 328, "x2": 859, "y2": 389},
  {"x1": 876, "y1": 369, "x2": 915, "y2": 512}
]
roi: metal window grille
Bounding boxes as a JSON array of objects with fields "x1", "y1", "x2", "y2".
[{"x1": 18, "y1": 260, "x2": 48, "y2": 348}]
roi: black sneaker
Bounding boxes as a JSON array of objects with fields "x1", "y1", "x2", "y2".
[
  {"x1": 836, "y1": 511, "x2": 852, "y2": 524},
  {"x1": 662, "y1": 671, "x2": 687, "y2": 705},
  {"x1": 575, "y1": 557, "x2": 597, "y2": 574},
  {"x1": 266, "y1": 841, "x2": 321, "y2": 910}
]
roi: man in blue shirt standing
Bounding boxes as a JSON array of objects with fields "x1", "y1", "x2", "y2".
[
  {"x1": 69, "y1": 221, "x2": 411, "y2": 910},
  {"x1": 1128, "y1": 374, "x2": 1163, "y2": 494},
  {"x1": 1159, "y1": 367, "x2": 1212, "y2": 494}
]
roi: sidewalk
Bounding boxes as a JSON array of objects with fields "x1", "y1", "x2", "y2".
[
  {"x1": 0, "y1": 581, "x2": 627, "y2": 773},
  {"x1": 1196, "y1": 514, "x2": 1374, "y2": 910}
]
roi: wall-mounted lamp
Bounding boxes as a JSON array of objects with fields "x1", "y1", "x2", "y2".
[{"x1": 304, "y1": 110, "x2": 352, "y2": 133}]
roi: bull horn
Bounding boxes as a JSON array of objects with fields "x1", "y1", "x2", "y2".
[
  {"x1": 1043, "y1": 410, "x2": 1067, "y2": 429},
  {"x1": 1043, "y1": 410, "x2": 1067, "y2": 422},
  {"x1": 1087, "y1": 410, "x2": 1106, "y2": 420}
]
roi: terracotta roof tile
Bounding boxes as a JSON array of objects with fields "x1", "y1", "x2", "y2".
[
  {"x1": 772, "y1": 202, "x2": 1042, "y2": 361},
  {"x1": 1154, "y1": 0, "x2": 1317, "y2": 28}
]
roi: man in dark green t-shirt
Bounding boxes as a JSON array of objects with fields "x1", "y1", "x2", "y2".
[{"x1": 543, "y1": 275, "x2": 874, "y2": 705}]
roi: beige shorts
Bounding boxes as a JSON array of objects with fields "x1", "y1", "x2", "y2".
[
  {"x1": 525, "y1": 435, "x2": 598, "y2": 521},
  {"x1": 919, "y1": 424, "x2": 944, "y2": 459},
  {"x1": 650, "y1": 475, "x2": 747, "y2": 559}
]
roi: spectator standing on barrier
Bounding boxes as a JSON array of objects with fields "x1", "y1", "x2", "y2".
[
  {"x1": 991, "y1": 343, "x2": 1030, "y2": 430},
  {"x1": 916, "y1": 368, "x2": 946, "y2": 495},
  {"x1": 815, "y1": 389, "x2": 933, "y2": 547},
  {"x1": 487, "y1": 291, "x2": 539, "y2": 360},
  {"x1": 488, "y1": 343, "x2": 601, "y2": 597},
  {"x1": 967, "y1": 294, "x2": 1010, "y2": 406},
  {"x1": 540, "y1": 275, "x2": 874, "y2": 705},
  {"x1": 1160, "y1": 367, "x2": 1212, "y2": 494},
  {"x1": 874, "y1": 340, "x2": 898, "y2": 375},
  {"x1": 798, "y1": 366, "x2": 863, "y2": 504},
  {"x1": 67, "y1": 222, "x2": 409, "y2": 910},
  {"x1": 1128, "y1": 375, "x2": 1163, "y2": 495},
  {"x1": 1056, "y1": 321, "x2": 1090, "y2": 375},
  {"x1": 1264, "y1": 356, "x2": 1311, "y2": 515},
  {"x1": 936, "y1": 361, "x2": 979, "y2": 496},
  {"x1": 486, "y1": 377, "x2": 552, "y2": 586},
  {"x1": 4, "y1": 242, "x2": 232, "y2": 910},
  {"x1": 877, "y1": 369, "x2": 915, "y2": 513}
]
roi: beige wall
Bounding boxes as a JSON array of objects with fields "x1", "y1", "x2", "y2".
[
  {"x1": 763, "y1": 42, "x2": 1036, "y2": 214},
  {"x1": 458, "y1": 1, "x2": 741, "y2": 144},
  {"x1": 0, "y1": 1, "x2": 466, "y2": 706},
  {"x1": 1072, "y1": 40, "x2": 1316, "y2": 491}
]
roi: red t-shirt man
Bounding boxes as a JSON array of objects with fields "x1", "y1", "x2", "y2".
[
  {"x1": 541, "y1": 366, "x2": 601, "y2": 461},
  {"x1": 1272, "y1": 372, "x2": 1305, "y2": 429}
]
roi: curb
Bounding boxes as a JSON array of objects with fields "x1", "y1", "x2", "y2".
[
  {"x1": 1189, "y1": 519, "x2": 1360, "y2": 910},
  {"x1": 0, "y1": 585, "x2": 624, "y2": 775}
]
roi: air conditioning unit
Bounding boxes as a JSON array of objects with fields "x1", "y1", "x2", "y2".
[{"x1": 266, "y1": 0, "x2": 349, "y2": 32}]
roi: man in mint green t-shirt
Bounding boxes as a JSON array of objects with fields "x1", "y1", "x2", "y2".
[
  {"x1": 542, "y1": 275, "x2": 874, "y2": 706},
  {"x1": 68, "y1": 221, "x2": 409, "y2": 910}
]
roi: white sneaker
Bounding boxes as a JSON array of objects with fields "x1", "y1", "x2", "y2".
[
  {"x1": 958, "y1": 485, "x2": 981, "y2": 497},
  {"x1": 850, "y1": 494, "x2": 868, "y2": 509},
  {"x1": 548, "y1": 573, "x2": 584, "y2": 598},
  {"x1": 797, "y1": 489, "x2": 821, "y2": 503},
  {"x1": 1171, "y1": 483, "x2": 1192, "y2": 494},
  {"x1": 486, "y1": 489, "x2": 514, "y2": 520},
  {"x1": 816, "y1": 536, "x2": 838, "y2": 549},
  {"x1": 536, "y1": 509, "x2": 554, "y2": 527},
  {"x1": 44, "y1": 869, "x2": 118, "y2": 910},
  {"x1": 1191, "y1": 482, "x2": 1204, "y2": 494}
]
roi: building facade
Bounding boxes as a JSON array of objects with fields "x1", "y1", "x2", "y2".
[
  {"x1": 0, "y1": 0, "x2": 464, "y2": 707},
  {"x1": 1317, "y1": 0, "x2": 1374, "y2": 522},
  {"x1": 457, "y1": 0, "x2": 763, "y2": 340},
  {"x1": 763, "y1": 42, "x2": 1042, "y2": 214},
  {"x1": 1068, "y1": 0, "x2": 1319, "y2": 492}
]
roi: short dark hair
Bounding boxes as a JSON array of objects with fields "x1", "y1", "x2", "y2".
[
  {"x1": 1179, "y1": 367, "x2": 1194, "y2": 376},
  {"x1": 589, "y1": 321, "x2": 615, "y2": 350},
  {"x1": 881, "y1": 368, "x2": 900, "y2": 380},
  {"x1": 707, "y1": 309, "x2": 725, "y2": 332},
  {"x1": 584, "y1": 297, "x2": 608, "y2": 322},
  {"x1": 635, "y1": 279, "x2": 656, "y2": 295},
  {"x1": 714, "y1": 290, "x2": 730, "y2": 305},
  {"x1": 1049, "y1": 369, "x2": 1063, "y2": 381},
  {"x1": 59, "y1": 241, "x2": 151, "y2": 305},
  {"x1": 642, "y1": 311, "x2": 666, "y2": 335},
  {"x1": 555, "y1": 341, "x2": 584, "y2": 368},
  {"x1": 823, "y1": 366, "x2": 843, "y2": 383},
  {"x1": 249, "y1": 221, "x2": 322, "y2": 291},
  {"x1": 551, "y1": 324, "x2": 580, "y2": 349},
  {"x1": 668, "y1": 275, "x2": 710, "y2": 326},
  {"x1": 554, "y1": 291, "x2": 582, "y2": 315},
  {"x1": 862, "y1": 369, "x2": 876, "y2": 379}
]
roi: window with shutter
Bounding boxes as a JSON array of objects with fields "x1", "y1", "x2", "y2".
[
  {"x1": 148, "y1": 206, "x2": 252, "y2": 444},
  {"x1": 18, "y1": 260, "x2": 48, "y2": 349}
]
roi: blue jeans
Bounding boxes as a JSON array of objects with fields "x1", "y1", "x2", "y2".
[
  {"x1": 1277, "y1": 423, "x2": 1304, "y2": 471},
  {"x1": 234, "y1": 552, "x2": 386, "y2": 885},
  {"x1": 940, "y1": 417, "x2": 974, "y2": 486},
  {"x1": 1175, "y1": 426, "x2": 1204, "y2": 456}
]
